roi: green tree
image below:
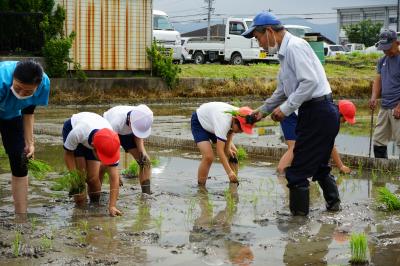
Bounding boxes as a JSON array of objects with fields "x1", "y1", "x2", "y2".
[{"x1": 343, "y1": 19, "x2": 383, "y2": 47}]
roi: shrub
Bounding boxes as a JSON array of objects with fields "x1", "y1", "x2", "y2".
[
  {"x1": 146, "y1": 40, "x2": 181, "y2": 88},
  {"x1": 42, "y1": 32, "x2": 75, "y2": 77}
]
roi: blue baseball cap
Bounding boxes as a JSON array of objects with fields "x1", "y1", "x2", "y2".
[
  {"x1": 376, "y1": 29, "x2": 397, "y2": 50},
  {"x1": 242, "y1": 11, "x2": 281, "y2": 39}
]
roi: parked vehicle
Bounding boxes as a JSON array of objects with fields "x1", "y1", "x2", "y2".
[
  {"x1": 345, "y1": 43, "x2": 365, "y2": 53},
  {"x1": 153, "y1": 10, "x2": 182, "y2": 62},
  {"x1": 185, "y1": 18, "x2": 271, "y2": 65},
  {"x1": 324, "y1": 44, "x2": 347, "y2": 56},
  {"x1": 284, "y1": 25, "x2": 312, "y2": 38},
  {"x1": 181, "y1": 37, "x2": 192, "y2": 63}
]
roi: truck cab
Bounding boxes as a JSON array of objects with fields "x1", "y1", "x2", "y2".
[
  {"x1": 153, "y1": 10, "x2": 182, "y2": 61},
  {"x1": 185, "y1": 17, "x2": 265, "y2": 64}
]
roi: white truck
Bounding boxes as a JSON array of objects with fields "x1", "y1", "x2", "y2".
[
  {"x1": 185, "y1": 18, "x2": 269, "y2": 65},
  {"x1": 153, "y1": 10, "x2": 182, "y2": 62}
]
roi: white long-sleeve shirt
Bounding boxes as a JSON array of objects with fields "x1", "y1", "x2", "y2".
[{"x1": 259, "y1": 32, "x2": 332, "y2": 116}]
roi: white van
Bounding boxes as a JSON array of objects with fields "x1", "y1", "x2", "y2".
[
  {"x1": 324, "y1": 44, "x2": 347, "y2": 56},
  {"x1": 153, "y1": 10, "x2": 182, "y2": 61}
]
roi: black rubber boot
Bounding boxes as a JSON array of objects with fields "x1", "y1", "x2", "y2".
[
  {"x1": 289, "y1": 187, "x2": 309, "y2": 216},
  {"x1": 141, "y1": 180, "x2": 151, "y2": 194},
  {"x1": 318, "y1": 174, "x2": 341, "y2": 211},
  {"x1": 373, "y1": 145, "x2": 388, "y2": 159}
]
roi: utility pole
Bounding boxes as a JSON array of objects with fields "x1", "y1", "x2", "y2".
[{"x1": 205, "y1": 0, "x2": 214, "y2": 41}]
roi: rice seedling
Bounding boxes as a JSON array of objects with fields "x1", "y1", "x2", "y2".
[
  {"x1": 30, "y1": 217, "x2": 38, "y2": 232},
  {"x1": 185, "y1": 197, "x2": 197, "y2": 225},
  {"x1": 12, "y1": 230, "x2": 22, "y2": 257},
  {"x1": 236, "y1": 146, "x2": 248, "y2": 162},
  {"x1": 153, "y1": 211, "x2": 164, "y2": 233},
  {"x1": 79, "y1": 220, "x2": 89, "y2": 233},
  {"x1": 250, "y1": 193, "x2": 259, "y2": 209},
  {"x1": 377, "y1": 187, "x2": 400, "y2": 211},
  {"x1": 28, "y1": 159, "x2": 52, "y2": 180},
  {"x1": 121, "y1": 161, "x2": 139, "y2": 178},
  {"x1": 102, "y1": 172, "x2": 110, "y2": 184},
  {"x1": 371, "y1": 169, "x2": 378, "y2": 183},
  {"x1": 133, "y1": 201, "x2": 150, "y2": 232},
  {"x1": 224, "y1": 188, "x2": 237, "y2": 215},
  {"x1": 349, "y1": 232, "x2": 368, "y2": 264},
  {"x1": 151, "y1": 158, "x2": 160, "y2": 167},
  {"x1": 51, "y1": 170, "x2": 86, "y2": 195},
  {"x1": 40, "y1": 235, "x2": 53, "y2": 251}
]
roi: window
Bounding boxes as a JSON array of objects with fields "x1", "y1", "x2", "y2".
[
  {"x1": 389, "y1": 17, "x2": 398, "y2": 24},
  {"x1": 153, "y1": 15, "x2": 174, "y2": 31},
  {"x1": 229, "y1": 22, "x2": 245, "y2": 35}
]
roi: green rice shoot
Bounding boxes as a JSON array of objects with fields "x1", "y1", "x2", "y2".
[
  {"x1": 377, "y1": 187, "x2": 400, "y2": 211},
  {"x1": 28, "y1": 159, "x2": 52, "y2": 180},
  {"x1": 12, "y1": 230, "x2": 22, "y2": 257},
  {"x1": 350, "y1": 232, "x2": 368, "y2": 264},
  {"x1": 50, "y1": 170, "x2": 86, "y2": 196},
  {"x1": 122, "y1": 161, "x2": 139, "y2": 177},
  {"x1": 236, "y1": 146, "x2": 248, "y2": 162}
]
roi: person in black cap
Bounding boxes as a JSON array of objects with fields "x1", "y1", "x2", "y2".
[
  {"x1": 242, "y1": 11, "x2": 340, "y2": 216},
  {"x1": 369, "y1": 29, "x2": 400, "y2": 158}
]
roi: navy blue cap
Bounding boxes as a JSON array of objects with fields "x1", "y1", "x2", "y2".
[
  {"x1": 242, "y1": 11, "x2": 281, "y2": 38},
  {"x1": 376, "y1": 29, "x2": 397, "y2": 50}
]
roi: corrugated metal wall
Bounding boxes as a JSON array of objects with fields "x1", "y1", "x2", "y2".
[{"x1": 56, "y1": 0, "x2": 152, "y2": 71}]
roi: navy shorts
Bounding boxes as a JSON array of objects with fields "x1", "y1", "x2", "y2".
[
  {"x1": 119, "y1": 134, "x2": 138, "y2": 152},
  {"x1": 0, "y1": 116, "x2": 25, "y2": 155},
  {"x1": 62, "y1": 119, "x2": 97, "y2": 161},
  {"x1": 280, "y1": 113, "x2": 298, "y2": 141},
  {"x1": 191, "y1": 112, "x2": 217, "y2": 143}
]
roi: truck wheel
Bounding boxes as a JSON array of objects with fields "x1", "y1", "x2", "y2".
[
  {"x1": 193, "y1": 52, "x2": 205, "y2": 64},
  {"x1": 230, "y1": 53, "x2": 243, "y2": 65}
]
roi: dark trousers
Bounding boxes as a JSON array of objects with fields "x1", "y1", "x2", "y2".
[{"x1": 285, "y1": 99, "x2": 340, "y2": 188}]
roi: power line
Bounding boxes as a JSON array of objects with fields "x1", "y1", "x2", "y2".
[{"x1": 169, "y1": 13, "x2": 208, "y2": 18}]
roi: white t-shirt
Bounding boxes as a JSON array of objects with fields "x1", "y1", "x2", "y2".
[
  {"x1": 196, "y1": 102, "x2": 238, "y2": 141},
  {"x1": 103, "y1": 106, "x2": 133, "y2": 135},
  {"x1": 64, "y1": 112, "x2": 113, "y2": 150}
]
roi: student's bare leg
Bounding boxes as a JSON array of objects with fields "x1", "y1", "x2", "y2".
[
  {"x1": 197, "y1": 141, "x2": 214, "y2": 186},
  {"x1": 86, "y1": 160, "x2": 101, "y2": 203},
  {"x1": 129, "y1": 148, "x2": 151, "y2": 193},
  {"x1": 277, "y1": 140, "x2": 295, "y2": 175},
  {"x1": 12, "y1": 175, "x2": 28, "y2": 214}
]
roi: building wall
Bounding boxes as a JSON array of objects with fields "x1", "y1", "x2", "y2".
[
  {"x1": 56, "y1": 0, "x2": 152, "y2": 71},
  {"x1": 335, "y1": 5, "x2": 398, "y2": 44}
]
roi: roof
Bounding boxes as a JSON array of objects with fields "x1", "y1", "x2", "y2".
[
  {"x1": 333, "y1": 4, "x2": 396, "y2": 10},
  {"x1": 181, "y1": 24, "x2": 226, "y2": 37},
  {"x1": 153, "y1": 10, "x2": 167, "y2": 16}
]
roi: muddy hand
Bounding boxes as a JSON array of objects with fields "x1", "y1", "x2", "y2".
[
  {"x1": 228, "y1": 171, "x2": 238, "y2": 184},
  {"x1": 109, "y1": 206, "x2": 122, "y2": 217}
]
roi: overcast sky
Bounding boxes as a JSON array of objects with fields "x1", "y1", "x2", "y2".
[{"x1": 154, "y1": 0, "x2": 397, "y2": 24}]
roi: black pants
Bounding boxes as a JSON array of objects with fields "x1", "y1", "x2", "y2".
[{"x1": 285, "y1": 99, "x2": 340, "y2": 188}]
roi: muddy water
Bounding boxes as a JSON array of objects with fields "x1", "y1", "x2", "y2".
[
  {"x1": 33, "y1": 104, "x2": 399, "y2": 158},
  {"x1": 1, "y1": 142, "x2": 400, "y2": 265}
]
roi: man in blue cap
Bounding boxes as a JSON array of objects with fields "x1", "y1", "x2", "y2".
[
  {"x1": 369, "y1": 29, "x2": 400, "y2": 158},
  {"x1": 242, "y1": 11, "x2": 340, "y2": 216}
]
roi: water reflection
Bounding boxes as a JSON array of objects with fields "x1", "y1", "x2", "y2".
[{"x1": 190, "y1": 184, "x2": 254, "y2": 265}]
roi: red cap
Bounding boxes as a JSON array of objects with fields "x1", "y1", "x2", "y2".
[
  {"x1": 235, "y1": 106, "x2": 255, "y2": 135},
  {"x1": 338, "y1": 100, "x2": 356, "y2": 124},
  {"x1": 92, "y1": 128, "x2": 120, "y2": 165}
]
